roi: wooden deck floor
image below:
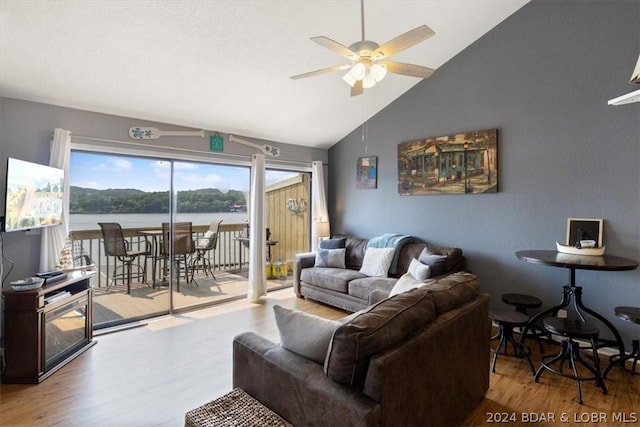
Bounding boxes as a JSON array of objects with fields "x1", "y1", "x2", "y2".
[{"x1": 93, "y1": 270, "x2": 290, "y2": 327}]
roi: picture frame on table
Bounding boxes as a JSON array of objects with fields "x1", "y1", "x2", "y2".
[{"x1": 566, "y1": 218, "x2": 603, "y2": 248}]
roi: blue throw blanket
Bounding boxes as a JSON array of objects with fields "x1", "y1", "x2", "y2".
[{"x1": 367, "y1": 233, "x2": 413, "y2": 275}]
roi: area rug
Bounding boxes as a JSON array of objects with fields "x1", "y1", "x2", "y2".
[{"x1": 185, "y1": 388, "x2": 292, "y2": 427}]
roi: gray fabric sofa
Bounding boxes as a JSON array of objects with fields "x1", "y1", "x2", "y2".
[
  {"x1": 233, "y1": 272, "x2": 490, "y2": 427},
  {"x1": 293, "y1": 235, "x2": 465, "y2": 312}
]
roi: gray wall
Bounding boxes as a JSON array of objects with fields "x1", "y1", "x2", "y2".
[
  {"x1": 0, "y1": 97, "x2": 327, "y2": 281},
  {"x1": 329, "y1": 1, "x2": 640, "y2": 343}
]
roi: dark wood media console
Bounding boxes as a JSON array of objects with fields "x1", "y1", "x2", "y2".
[{"x1": 2, "y1": 271, "x2": 97, "y2": 383}]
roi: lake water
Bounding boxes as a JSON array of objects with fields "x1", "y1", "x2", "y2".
[{"x1": 70, "y1": 212, "x2": 248, "y2": 231}]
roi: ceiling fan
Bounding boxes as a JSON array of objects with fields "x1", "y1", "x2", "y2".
[{"x1": 291, "y1": 0, "x2": 436, "y2": 96}]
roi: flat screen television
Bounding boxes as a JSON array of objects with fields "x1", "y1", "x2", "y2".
[{"x1": 3, "y1": 157, "x2": 65, "y2": 232}]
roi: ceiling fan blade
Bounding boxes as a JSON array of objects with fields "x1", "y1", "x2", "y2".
[
  {"x1": 380, "y1": 61, "x2": 435, "y2": 79},
  {"x1": 311, "y1": 36, "x2": 358, "y2": 59},
  {"x1": 351, "y1": 80, "x2": 363, "y2": 97},
  {"x1": 373, "y1": 25, "x2": 435, "y2": 59},
  {"x1": 291, "y1": 64, "x2": 352, "y2": 80}
]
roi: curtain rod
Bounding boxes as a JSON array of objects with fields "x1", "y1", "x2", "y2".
[{"x1": 68, "y1": 134, "x2": 318, "y2": 168}]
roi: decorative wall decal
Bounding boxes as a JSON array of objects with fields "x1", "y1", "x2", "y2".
[
  {"x1": 357, "y1": 156, "x2": 377, "y2": 189},
  {"x1": 397, "y1": 129, "x2": 498, "y2": 195},
  {"x1": 129, "y1": 127, "x2": 205, "y2": 139},
  {"x1": 229, "y1": 135, "x2": 281, "y2": 157}
]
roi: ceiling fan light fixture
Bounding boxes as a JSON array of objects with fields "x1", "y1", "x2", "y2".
[
  {"x1": 370, "y1": 63, "x2": 387, "y2": 82},
  {"x1": 362, "y1": 72, "x2": 377, "y2": 89},
  {"x1": 350, "y1": 62, "x2": 367, "y2": 80},
  {"x1": 342, "y1": 71, "x2": 357, "y2": 87}
]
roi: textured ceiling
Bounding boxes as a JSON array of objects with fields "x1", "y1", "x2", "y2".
[{"x1": 0, "y1": 1, "x2": 529, "y2": 149}]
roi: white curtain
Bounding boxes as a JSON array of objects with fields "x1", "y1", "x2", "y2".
[
  {"x1": 248, "y1": 153, "x2": 266, "y2": 301},
  {"x1": 311, "y1": 160, "x2": 329, "y2": 248},
  {"x1": 40, "y1": 128, "x2": 72, "y2": 271}
]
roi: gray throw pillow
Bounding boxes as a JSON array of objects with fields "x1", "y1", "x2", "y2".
[
  {"x1": 315, "y1": 248, "x2": 346, "y2": 268},
  {"x1": 273, "y1": 305, "x2": 341, "y2": 365},
  {"x1": 319, "y1": 237, "x2": 347, "y2": 249},
  {"x1": 418, "y1": 248, "x2": 448, "y2": 276}
]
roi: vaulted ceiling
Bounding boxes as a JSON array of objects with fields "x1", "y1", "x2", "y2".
[{"x1": 0, "y1": 1, "x2": 529, "y2": 149}]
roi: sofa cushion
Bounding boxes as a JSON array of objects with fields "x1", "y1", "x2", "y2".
[
  {"x1": 389, "y1": 272, "x2": 426, "y2": 297},
  {"x1": 273, "y1": 305, "x2": 341, "y2": 364},
  {"x1": 324, "y1": 287, "x2": 436, "y2": 385},
  {"x1": 345, "y1": 236, "x2": 369, "y2": 270},
  {"x1": 422, "y1": 271, "x2": 480, "y2": 314},
  {"x1": 315, "y1": 248, "x2": 346, "y2": 268},
  {"x1": 408, "y1": 257, "x2": 431, "y2": 281},
  {"x1": 359, "y1": 247, "x2": 395, "y2": 277},
  {"x1": 301, "y1": 267, "x2": 367, "y2": 293},
  {"x1": 319, "y1": 237, "x2": 347, "y2": 249},
  {"x1": 348, "y1": 276, "x2": 397, "y2": 301}
]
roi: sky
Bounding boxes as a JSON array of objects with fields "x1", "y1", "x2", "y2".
[{"x1": 70, "y1": 152, "x2": 299, "y2": 192}]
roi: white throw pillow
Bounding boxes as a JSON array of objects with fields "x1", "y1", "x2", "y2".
[
  {"x1": 389, "y1": 272, "x2": 425, "y2": 296},
  {"x1": 273, "y1": 305, "x2": 341, "y2": 364},
  {"x1": 408, "y1": 257, "x2": 431, "y2": 281},
  {"x1": 359, "y1": 247, "x2": 395, "y2": 277},
  {"x1": 315, "y1": 248, "x2": 346, "y2": 268}
]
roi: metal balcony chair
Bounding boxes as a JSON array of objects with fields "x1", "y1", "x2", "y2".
[
  {"x1": 98, "y1": 222, "x2": 150, "y2": 294},
  {"x1": 162, "y1": 222, "x2": 196, "y2": 291},
  {"x1": 190, "y1": 219, "x2": 222, "y2": 284}
]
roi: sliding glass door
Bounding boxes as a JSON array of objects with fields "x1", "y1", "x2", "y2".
[
  {"x1": 70, "y1": 150, "x2": 309, "y2": 328},
  {"x1": 69, "y1": 151, "x2": 172, "y2": 328}
]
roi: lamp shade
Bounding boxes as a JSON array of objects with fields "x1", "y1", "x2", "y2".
[{"x1": 314, "y1": 221, "x2": 330, "y2": 238}]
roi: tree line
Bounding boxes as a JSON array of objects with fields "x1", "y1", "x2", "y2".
[{"x1": 69, "y1": 186, "x2": 247, "y2": 214}]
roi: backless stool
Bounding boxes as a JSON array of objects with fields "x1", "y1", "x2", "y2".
[
  {"x1": 490, "y1": 309, "x2": 535, "y2": 374},
  {"x1": 502, "y1": 293, "x2": 546, "y2": 353},
  {"x1": 603, "y1": 306, "x2": 640, "y2": 377},
  {"x1": 535, "y1": 317, "x2": 607, "y2": 405}
]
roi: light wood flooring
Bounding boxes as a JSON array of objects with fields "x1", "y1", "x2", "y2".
[{"x1": 1, "y1": 289, "x2": 638, "y2": 426}]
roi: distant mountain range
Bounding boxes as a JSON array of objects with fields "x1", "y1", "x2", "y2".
[{"x1": 70, "y1": 186, "x2": 247, "y2": 214}]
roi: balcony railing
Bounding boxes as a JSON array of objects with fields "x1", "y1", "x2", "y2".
[{"x1": 70, "y1": 223, "x2": 247, "y2": 288}]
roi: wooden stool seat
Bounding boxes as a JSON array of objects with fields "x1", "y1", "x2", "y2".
[
  {"x1": 502, "y1": 293, "x2": 547, "y2": 354},
  {"x1": 489, "y1": 309, "x2": 534, "y2": 374},
  {"x1": 502, "y1": 293, "x2": 542, "y2": 313},
  {"x1": 604, "y1": 306, "x2": 640, "y2": 377},
  {"x1": 544, "y1": 317, "x2": 599, "y2": 339},
  {"x1": 535, "y1": 318, "x2": 606, "y2": 404}
]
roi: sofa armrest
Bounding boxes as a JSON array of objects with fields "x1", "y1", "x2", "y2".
[
  {"x1": 233, "y1": 332, "x2": 380, "y2": 427},
  {"x1": 293, "y1": 252, "x2": 316, "y2": 297}
]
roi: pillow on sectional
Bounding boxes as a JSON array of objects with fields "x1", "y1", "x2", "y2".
[
  {"x1": 319, "y1": 237, "x2": 347, "y2": 249},
  {"x1": 324, "y1": 287, "x2": 436, "y2": 385},
  {"x1": 389, "y1": 272, "x2": 425, "y2": 297},
  {"x1": 418, "y1": 248, "x2": 448, "y2": 276},
  {"x1": 315, "y1": 248, "x2": 346, "y2": 268},
  {"x1": 408, "y1": 257, "x2": 431, "y2": 281},
  {"x1": 359, "y1": 247, "x2": 395, "y2": 277},
  {"x1": 273, "y1": 305, "x2": 341, "y2": 365}
]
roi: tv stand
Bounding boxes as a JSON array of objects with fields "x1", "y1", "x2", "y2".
[{"x1": 2, "y1": 271, "x2": 97, "y2": 383}]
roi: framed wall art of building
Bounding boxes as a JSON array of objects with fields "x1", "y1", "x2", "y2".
[{"x1": 397, "y1": 129, "x2": 498, "y2": 196}]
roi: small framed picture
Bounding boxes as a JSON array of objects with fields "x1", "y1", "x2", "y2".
[
  {"x1": 356, "y1": 156, "x2": 377, "y2": 189},
  {"x1": 566, "y1": 218, "x2": 603, "y2": 248}
]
